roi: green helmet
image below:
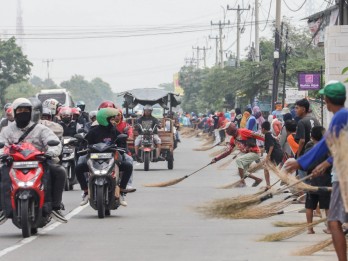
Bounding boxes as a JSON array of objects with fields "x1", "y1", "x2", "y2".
[{"x1": 96, "y1": 108, "x2": 119, "y2": 126}]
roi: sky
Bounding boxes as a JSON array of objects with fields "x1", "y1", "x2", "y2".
[{"x1": 0, "y1": 0, "x2": 332, "y2": 93}]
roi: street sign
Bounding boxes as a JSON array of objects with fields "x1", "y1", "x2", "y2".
[
  {"x1": 297, "y1": 71, "x2": 321, "y2": 90},
  {"x1": 285, "y1": 88, "x2": 307, "y2": 104}
]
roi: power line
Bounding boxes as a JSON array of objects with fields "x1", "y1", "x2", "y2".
[
  {"x1": 282, "y1": 0, "x2": 307, "y2": 12},
  {"x1": 260, "y1": 0, "x2": 273, "y2": 32}
]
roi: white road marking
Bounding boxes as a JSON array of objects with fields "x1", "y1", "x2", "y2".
[{"x1": 0, "y1": 204, "x2": 88, "y2": 258}]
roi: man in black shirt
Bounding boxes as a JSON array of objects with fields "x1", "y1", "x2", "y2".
[
  {"x1": 58, "y1": 107, "x2": 77, "y2": 137},
  {"x1": 134, "y1": 105, "x2": 164, "y2": 162}
]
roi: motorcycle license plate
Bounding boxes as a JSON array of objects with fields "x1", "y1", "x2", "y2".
[
  {"x1": 90, "y1": 153, "x2": 112, "y2": 159},
  {"x1": 13, "y1": 161, "x2": 39, "y2": 169}
]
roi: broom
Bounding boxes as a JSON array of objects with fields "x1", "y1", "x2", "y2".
[
  {"x1": 326, "y1": 131, "x2": 348, "y2": 212},
  {"x1": 204, "y1": 175, "x2": 315, "y2": 217},
  {"x1": 258, "y1": 218, "x2": 326, "y2": 242},
  {"x1": 201, "y1": 137, "x2": 215, "y2": 146},
  {"x1": 272, "y1": 221, "x2": 307, "y2": 227},
  {"x1": 292, "y1": 238, "x2": 333, "y2": 256},
  {"x1": 216, "y1": 152, "x2": 240, "y2": 171},
  {"x1": 143, "y1": 163, "x2": 212, "y2": 187},
  {"x1": 193, "y1": 143, "x2": 220, "y2": 151},
  {"x1": 209, "y1": 147, "x2": 228, "y2": 158}
]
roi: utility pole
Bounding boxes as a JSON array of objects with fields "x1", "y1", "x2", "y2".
[
  {"x1": 202, "y1": 46, "x2": 211, "y2": 68},
  {"x1": 192, "y1": 46, "x2": 201, "y2": 69},
  {"x1": 184, "y1": 57, "x2": 196, "y2": 67},
  {"x1": 42, "y1": 59, "x2": 54, "y2": 80},
  {"x1": 209, "y1": 35, "x2": 221, "y2": 66},
  {"x1": 211, "y1": 20, "x2": 230, "y2": 68},
  {"x1": 255, "y1": 0, "x2": 260, "y2": 62},
  {"x1": 227, "y1": 4, "x2": 250, "y2": 67},
  {"x1": 271, "y1": 0, "x2": 282, "y2": 111},
  {"x1": 281, "y1": 26, "x2": 289, "y2": 108}
]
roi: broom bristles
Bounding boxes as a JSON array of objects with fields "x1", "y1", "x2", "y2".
[
  {"x1": 209, "y1": 147, "x2": 228, "y2": 157},
  {"x1": 292, "y1": 238, "x2": 333, "y2": 256},
  {"x1": 193, "y1": 145, "x2": 216, "y2": 151},
  {"x1": 258, "y1": 218, "x2": 326, "y2": 242},
  {"x1": 272, "y1": 221, "x2": 307, "y2": 227},
  {"x1": 217, "y1": 157, "x2": 235, "y2": 170},
  {"x1": 143, "y1": 176, "x2": 187, "y2": 187},
  {"x1": 201, "y1": 138, "x2": 214, "y2": 146}
]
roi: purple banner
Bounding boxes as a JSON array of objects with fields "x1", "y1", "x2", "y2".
[{"x1": 298, "y1": 72, "x2": 321, "y2": 90}]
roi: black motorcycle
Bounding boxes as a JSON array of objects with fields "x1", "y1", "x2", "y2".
[{"x1": 61, "y1": 136, "x2": 78, "y2": 191}]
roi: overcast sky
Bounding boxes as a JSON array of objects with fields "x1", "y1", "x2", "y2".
[{"x1": 0, "y1": 0, "x2": 330, "y2": 93}]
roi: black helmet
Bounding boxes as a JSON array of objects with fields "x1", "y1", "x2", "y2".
[{"x1": 76, "y1": 101, "x2": 86, "y2": 112}]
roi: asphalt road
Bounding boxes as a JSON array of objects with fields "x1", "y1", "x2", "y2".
[{"x1": 0, "y1": 135, "x2": 336, "y2": 261}]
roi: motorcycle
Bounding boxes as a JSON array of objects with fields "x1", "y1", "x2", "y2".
[
  {"x1": 137, "y1": 124, "x2": 158, "y2": 171},
  {"x1": 75, "y1": 133, "x2": 127, "y2": 218},
  {"x1": 0, "y1": 140, "x2": 60, "y2": 238},
  {"x1": 61, "y1": 136, "x2": 78, "y2": 191}
]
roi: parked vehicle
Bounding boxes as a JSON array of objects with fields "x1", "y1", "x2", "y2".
[
  {"x1": 0, "y1": 140, "x2": 60, "y2": 238},
  {"x1": 36, "y1": 88, "x2": 75, "y2": 107}
]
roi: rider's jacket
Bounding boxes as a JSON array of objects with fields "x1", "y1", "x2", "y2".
[
  {"x1": 0, "y1": 121, "x2": 62, "y2": 157},
  {"x1": 85, "y1": 124, "x2": 126, "y2": 148}
]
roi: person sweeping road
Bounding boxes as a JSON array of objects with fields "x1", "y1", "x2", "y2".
[
  {"x1": 211, "y1": 122, "x2": 264, "y2": 187},
  {"x1": 285, "y1": 80, "x2": 348, "y2": 261}
]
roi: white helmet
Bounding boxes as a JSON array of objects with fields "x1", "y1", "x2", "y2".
[
  {"x1": 12, "y1": 98, "x2": 32, "y2": 117},
  {"x1": 42, "y1": 98, "x2": 60, "y2": 116},
  {"x1": 143, "y1": 104, "x2": 153, "y2": 111}
]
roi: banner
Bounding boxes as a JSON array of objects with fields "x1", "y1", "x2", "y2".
[
  {"x1": 173, "y1": 73, "x2": 184, "y2": 96},
  {"x1": 297, "y1": 71, "x2": 321, "y2": 91}
]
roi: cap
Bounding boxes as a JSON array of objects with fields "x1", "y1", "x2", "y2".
[{"x1": 319, "y1": 80, "x2": 346, "y2": 98}]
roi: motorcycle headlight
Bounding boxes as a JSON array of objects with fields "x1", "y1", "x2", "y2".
[
  {"x1": 10, "y1": 167, "x2": 41, "y2": 188},
  {"x1": 87, "y1": 158, "x2": 114, "y2": 176}
]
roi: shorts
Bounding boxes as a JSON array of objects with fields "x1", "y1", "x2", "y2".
[
  {"x1": 305, "y1": 192, "x2": 331, "y2": 210},
  {"x1": 328, "y1": 182, "x2": 348, "y2": 224},
  {"x1": 235, "y1": 152, "x2": 260, "y2": 170},
  {"x1": 135, "y1": 134, "x2": 161, "y2": 147}
]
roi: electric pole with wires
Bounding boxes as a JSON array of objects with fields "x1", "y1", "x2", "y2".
[
  {"x1": 211, "y1": 20, "x2": 230, "y2": 68},
  {"x1": 42, "y1": 59, "x2": 54, "y2": 80},
  {"x1": 227, "y1": 4, "x2": 250, "y2": 67}
]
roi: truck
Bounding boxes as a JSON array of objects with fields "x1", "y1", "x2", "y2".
[{"x1": 36, "y1": 89, "x2": 75, "y2": 107}]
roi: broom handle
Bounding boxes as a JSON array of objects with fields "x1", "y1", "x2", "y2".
[
  {"x1": 276, "y1": 174, "x2": 314, "y2": 195},
  {"x1": 185, "y1": 163, "x2": 212, "y2": 178}
]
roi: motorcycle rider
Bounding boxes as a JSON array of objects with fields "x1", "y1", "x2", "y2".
[
  {"x1": 42, "y1": 98, "x2": 62, "y2": 123},
  {"x1": 29, "y1": 97, "x2": 64, "y2": 139},
  {"x1": 0, "y1": 106, "x2": 14, "y2": 133},
  {"x1": 84, "y1": 110, "x2": 97, "y2": 132},
  {"x1": 134, "y1": 104, "x2": 165, "y2": 162},
  {"x1": 58, "y1": 107, "x2": 77, "y2": 137},
  {"x1": 0, "y1": 98, "x2": 67, "y2": 224},
  {"x1": 76, "y1": 107, "x2": 133, "y2": 207},
  {"x1": 76, "y1": 101, "x2": 89, "y2": 127}
]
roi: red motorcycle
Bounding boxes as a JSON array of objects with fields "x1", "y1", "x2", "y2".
[{"x1": 0, "y1": 140, "x2": 60, "y2": 238}]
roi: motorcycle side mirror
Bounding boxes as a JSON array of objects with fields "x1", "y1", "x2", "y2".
[
  {"x1": 47, "y1": 140, "x2": 60, "y2": 146},
  {"x1": 116, "y1": 134, "x2": 128, "y2": 140},
  {"x1": 0, "y1": 142, "x2": 5, "y2": 149}
]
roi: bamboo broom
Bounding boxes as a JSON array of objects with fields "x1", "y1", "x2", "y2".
[
  {"x1": 193, "y1": 143, "x2": 219, "y2": 151},
  {"x1": 292, "y1": 237, "x2": 333, "y2": 256},
  {"x1": 143, "y1": 163, "x2": 212, "y2": 187},
  {"x1": 258, "y1": 218, "x2": 326, "y2": 242},
  {"x1": 209, "y1": 147, "x2": 228, "y2": 158},
  {"x1": 202, "y1": 175, "x2": 314, "y2": 217},
  {"x1": 326, "y1": 131, "x2": 348, "y2": 212},
  {"x1": 272, "y1": 221, "x2": 307, "y2": 227}
]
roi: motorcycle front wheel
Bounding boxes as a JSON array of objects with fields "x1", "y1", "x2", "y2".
[
  {"x1": 20, "y1": 199, "x2": 32, "y2": 238},
  {"x1": 96, "y1": 186, "x2": 105, "y2": 219},
  {"x1": 144, "y1": 151, "x2": 150, "y2": 171}
]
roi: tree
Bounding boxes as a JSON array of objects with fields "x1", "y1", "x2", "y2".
[
  {"x1": 0, "y1": 37, "x2": 32, "y2": 107},
  {"x1": 5, "y1": 81, "x2": 39, "y2": 101}
]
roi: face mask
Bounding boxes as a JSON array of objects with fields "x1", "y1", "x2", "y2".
[
  {"x1": 15, "y1": 112, "x2": 32, "y2": 128},
  {"x1": 62, "y1": 117, "x2": 71, "y2": 124}
]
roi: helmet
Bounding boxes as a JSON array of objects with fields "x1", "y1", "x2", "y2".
[
  {"x1": 76, "y1": 101, "x2": 86, "y2": 111},
  {"x1": 143, "y1": 104, "x2": 153, "y2": 111},
  {"x1": 41, "y1": 107, "x2": 52, "y2": 120},
  {"x1": 89, "y1": 110, "x2": 97, "y2": 120},
  {"x1": 59, "y1": 106, "x2": 72, "y2": 116},
  {"x1": 42, "y1": 98, "x2": 60, "y2": 116},
  {"x1": 223, "y1": 122, "x2": 238, "y2": 136},
  {"x1": 71, "y1": 107, "x2": 81, "y2": 115},
  {"x1": 98, "y1": 101, "x2": 116, "y2": 110},
  {"x1": 4, "y1": 103, "x2": 12, "y2": 111},
  {"x1": 12, "y1": 98, "x2": 32, "y2": 117},
  {"x1": 97, "y1": 108, "x2": 119, "y2": 127},
  {"x1": 28, "y1": 97, "x2": 42, "y2": 123}
]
